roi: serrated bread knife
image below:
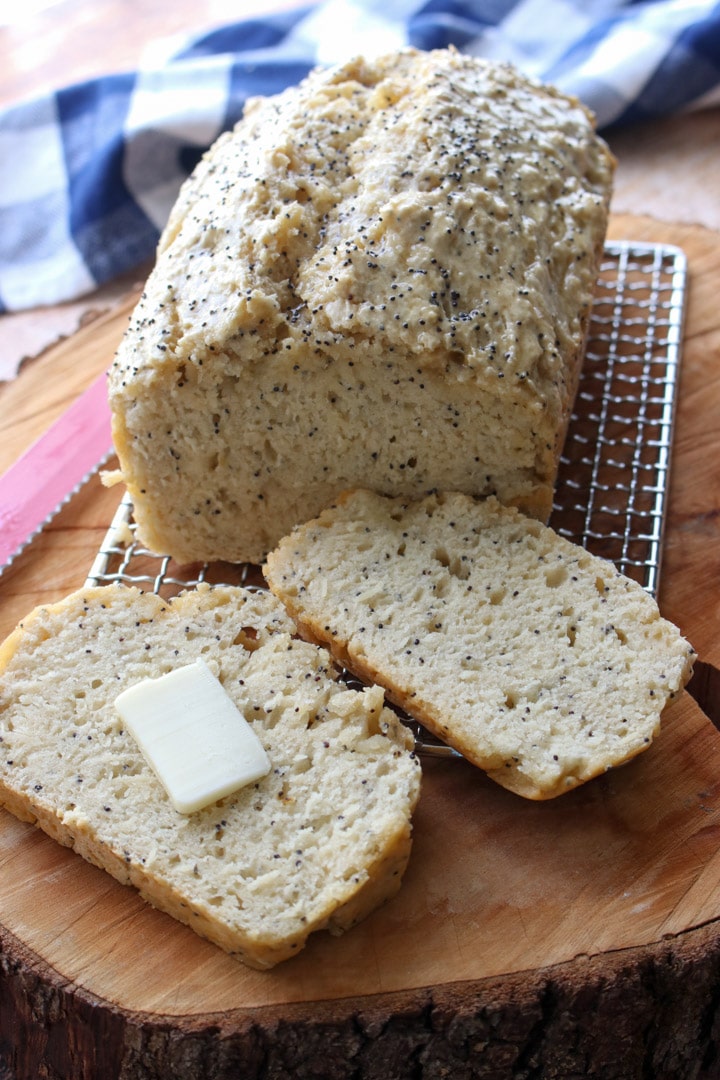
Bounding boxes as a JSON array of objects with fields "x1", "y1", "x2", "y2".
[{"x1": 0, "y1": 371, "x2": 113, "y2": 575}]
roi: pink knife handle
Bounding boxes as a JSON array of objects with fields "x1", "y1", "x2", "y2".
[{"x1": 0, "y1": 371, "x2": 113, "y2": 570}]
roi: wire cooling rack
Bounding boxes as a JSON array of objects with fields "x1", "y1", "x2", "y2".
[
  {"x1": 551, "y1": 240, "x2": 687, "y2": 595},
  {"x1": 86, "y1": 240, "x2": 687, "y2": 755}
]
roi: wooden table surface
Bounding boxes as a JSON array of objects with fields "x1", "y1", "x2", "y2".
[{"x1": 2, "y1": 4, "x2": 720, "y2": 1078}]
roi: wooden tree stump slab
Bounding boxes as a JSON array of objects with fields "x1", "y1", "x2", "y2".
[{"x1": 0, "y1": 214, "x2": 719, "y2": 1078}]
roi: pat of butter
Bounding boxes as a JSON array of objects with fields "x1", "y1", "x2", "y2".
[{"x1": 115, "y1": 659, "x2": 271, "y2": 814}]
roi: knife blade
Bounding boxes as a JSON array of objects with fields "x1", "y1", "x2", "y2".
[{"x1": 0, "y1": 371, "x2": 113, "y2": 575}]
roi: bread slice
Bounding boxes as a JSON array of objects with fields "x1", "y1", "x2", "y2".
[
  {"x1": 0, "y1": 583, "x2": 421, "y2": 969},
  {"x1": 265, "y1": 490, "x2": 695, "y2": 800}
]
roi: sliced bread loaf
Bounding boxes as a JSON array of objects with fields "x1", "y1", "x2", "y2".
[
  {"x1": 0, "y1": 583, "x2": 421, "y2": 968},
  {"x1": 109, "y1": 47, "x2": 614, "y2": 565},
  {"x1": 264, "y1": 490, "x2": 695, "y2": 800}
]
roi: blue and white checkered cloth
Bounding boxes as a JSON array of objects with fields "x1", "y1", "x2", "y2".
[{"x1": 1, "y1": 0, "x2": 719, "y2": 313}]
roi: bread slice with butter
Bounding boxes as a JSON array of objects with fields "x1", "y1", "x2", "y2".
[
  {"x1": 264, "y1": 489, "x2": 695, "y2": 800},
  {"x1": 0, "y1": 583, "x2": 421, "y2": 969}
]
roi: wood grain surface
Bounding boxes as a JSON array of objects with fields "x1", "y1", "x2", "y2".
[
  {"x1": 0, "y1": 213, "x2": 720, "y2": 1078},
  {"x1": 2, "y1": 1, "x2": 720, "y2": 1072}
]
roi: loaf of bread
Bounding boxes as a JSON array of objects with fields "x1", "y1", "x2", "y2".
[
  {"x1": 264, "y1": 490, "x2": 695, "y2": 800},
  {"x1": 109, "y1": 47, "x2": 614, "y2": 565},
  {"x1": 0, "y1": 583, "x2": 421, "y2": 968}
]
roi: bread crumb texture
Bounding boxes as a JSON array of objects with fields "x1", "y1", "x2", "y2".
[
  {"x1": 265, "y1": 490, "x2": 695, "y2": 800},
  {"x1": 110, "y1": 47, "x2": 614, "y2": 564},
  {"x1": 0, "y1": 584, "x2": 420, "y2": 968}
]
